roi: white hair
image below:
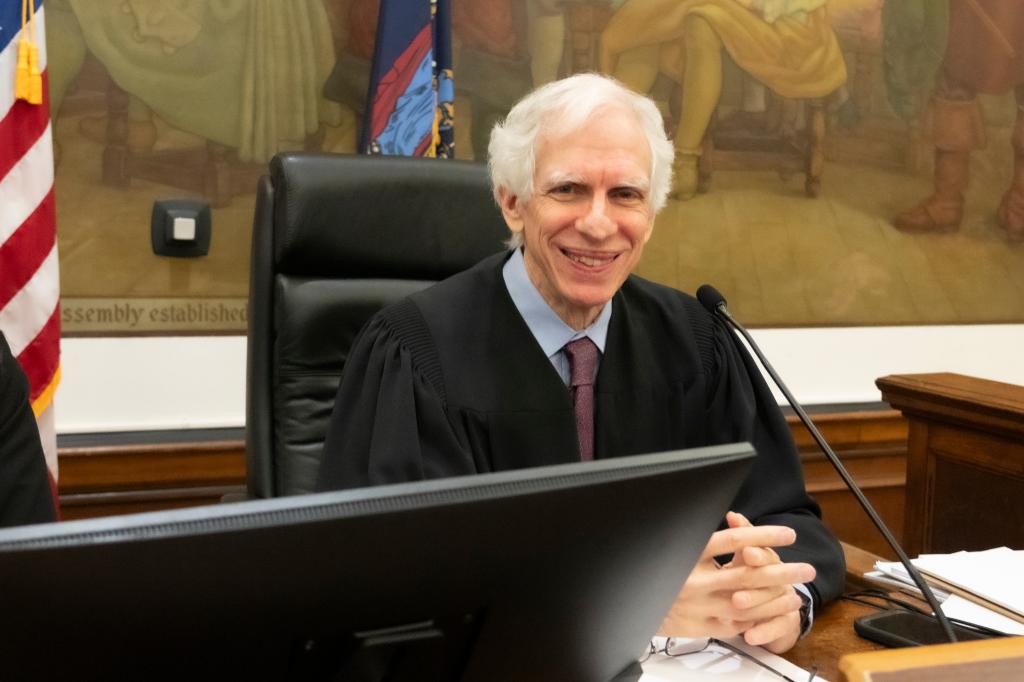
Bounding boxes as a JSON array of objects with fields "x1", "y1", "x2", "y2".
[{"x1": 488, "y1": 73, "x2": 675, "y2": 248}]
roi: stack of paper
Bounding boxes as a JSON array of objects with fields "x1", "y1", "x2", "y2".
[
  {"x1": 866, "y1": 561, "x2": 950, "y2": 601},
  {"x1": 914, "y1": 548, "x2": 1024, "y2": 619},
  {"x1": 865, "y1": 547, "x2": 1024, "y2": 636}
]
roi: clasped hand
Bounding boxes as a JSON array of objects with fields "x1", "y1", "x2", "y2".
[{"x1": 658, "y1": 512, "x2": 815, "y2": 654}]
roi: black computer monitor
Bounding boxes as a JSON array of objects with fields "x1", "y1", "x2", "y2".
[{"x1": 0, "y1": 444, "x2": 754, "y2": 681}]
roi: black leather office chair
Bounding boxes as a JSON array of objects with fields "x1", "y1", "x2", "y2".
[{"x1": 246, "y1": 153, "x2": 507, "y2": 498}]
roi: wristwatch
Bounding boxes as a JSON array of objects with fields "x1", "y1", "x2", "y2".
[{"x1": 797, "y1": 589, "x2": 813, "y2": 636}]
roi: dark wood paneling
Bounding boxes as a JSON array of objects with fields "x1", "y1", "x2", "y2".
[
  {"x1": 789, "y1": 410, "x2": 908, "y2": 559},
  {"x1": 57, "y1": 440, "x2": 246, "y2": 519},
  {"x1": 59, "y1": 487, "x2": 244, "y2": 521},
  {"x1": 878, "y1": 372, "x2": 1024, "y2": 555},
  {"x1": 57, "y1": 410, "x2": 910, "y2": 555}
]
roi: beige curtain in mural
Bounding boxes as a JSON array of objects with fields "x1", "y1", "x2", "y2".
[{"x1": 66, "y1": 0, "x2": 340, "y2": 162}]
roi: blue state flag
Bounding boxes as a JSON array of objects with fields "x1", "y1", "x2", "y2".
[{"x1": 362, "y1": 0, "x2": 454, "y2": 158}]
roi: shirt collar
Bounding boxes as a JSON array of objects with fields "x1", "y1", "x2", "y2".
[{"x1": 502, "y1": 247, "x2": 612, "y2": 358}]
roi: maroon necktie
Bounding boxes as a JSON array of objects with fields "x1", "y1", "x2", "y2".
[{"x1": 564, "y1": 337, "x2": 598, "y2": 462}]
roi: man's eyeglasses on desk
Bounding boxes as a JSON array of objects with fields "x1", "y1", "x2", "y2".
[{"x1": 641, "y1": 637, "x2": 818, "y2": 682}]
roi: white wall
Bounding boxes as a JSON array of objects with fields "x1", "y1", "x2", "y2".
[
  {"x1": 55, "y1": 325, "x2": 1024, "y2": 434},
  {"x1": 58, "y1": 336, "x2": 247, "y2": 434},
  {"x1": 751, "y1": 325, "x2": 1024, "y2": 404}
]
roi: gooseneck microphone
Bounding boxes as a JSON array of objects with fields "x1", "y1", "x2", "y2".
[{"x1": 696, "y1": 284, "x2": 959, "y2": 645}]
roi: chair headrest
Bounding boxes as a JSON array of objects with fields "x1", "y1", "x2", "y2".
[{"x1": 270, "y1": 153, "x2": 507, "y2": 279}]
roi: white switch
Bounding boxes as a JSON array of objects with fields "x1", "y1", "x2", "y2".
[{"x1": 172, "y1": 216, "x2": 197, "y2": 241}]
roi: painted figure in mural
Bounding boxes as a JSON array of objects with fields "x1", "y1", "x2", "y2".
[
  {"x1": 450, "y1": 0, "x2": 533, "y2": 159},
  {"x1": 321, "y1": 0, "x2": 382, "y2": 137},
  {"x1": 599, "y1": 0, "x2": 847, "y2": 200},
  {"x1": 889, "y1": 1, "x2": 1024, "y2": 241},
  {"x1": 452, "y1": 0, "x2": 569, "y2": 157},
  {"x1": 46, "y1": 0, "x2": 341, "y2": 163}
]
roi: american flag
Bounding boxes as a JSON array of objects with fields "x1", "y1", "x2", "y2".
[{"x1": 0, "y1": 0, "x2": 60, "y2": 492}]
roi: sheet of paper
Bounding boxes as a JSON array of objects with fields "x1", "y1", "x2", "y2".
[
  {"x1": 869, "y1": 550, "x2": 1024, "y2": 630},
  {"x1": 639, "y1": 637, "x2": 824, "y2": 681},
  {"x1": 864, "y1": 567, "x2": 951, "y2": 601},
  {"x1": 913, "y1": 548, "x2": 1024, "y2": 617},
  {"x1": 939, "y1": 594, "x2": 1024, "y2": 636}
]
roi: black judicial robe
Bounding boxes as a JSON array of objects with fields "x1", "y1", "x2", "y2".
[
  {"x1": 318, "y1": 252, "x2": 845, "y2": 606},
  {"x1": 0, "y1": 332, "x2": 56, "y2": 527}
]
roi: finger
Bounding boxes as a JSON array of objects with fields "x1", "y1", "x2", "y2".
[
  {"x1": 723, "y1": 513, "x2": 756, "y2": 568},
  {"x1": 667, "y1": 569, "x2": 741, "y2": 623},
  {"x1": 726, "y1": 511, "x2": 752, "y2": 529},
  {"x1": 706, "y1": 562, "x2": 816, "y2": 592},
  {"x1": 659, "y1": 610, "x2": 750, "y2": 639},
  {"x1": 702, "y1": 525, "x2": 796, "y2": 560},
  {"x1": 659, "y1": 618, "x2": 746, "y2": 640},
  {"x1": 731, "y1": 583, "x2": 792, "y2": 612},
  {"x1": 674, "y1": 566, "x2": 729, "y2": 601},
  {"x1": 742, "y1": 611, "x2": 801, "y2": 650},
  {"x1": 687, "y1": 553, "x2": 729, "y2": 584},
  {"x1": 740, "y1": 545, "x2": 781, "y2": 568},
  {"x1": 707, "y1": 618, "x2": 753, "y2": 639},
  {"x1": 730, "y1": 587, "x2": 802, "y2": 623}
]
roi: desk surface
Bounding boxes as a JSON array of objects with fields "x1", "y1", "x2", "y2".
[{"x1": 782, "y1": 542, "x2": 887, "y2": 681}]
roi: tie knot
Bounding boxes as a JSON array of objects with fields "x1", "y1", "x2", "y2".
[{"x1": 564, "y1": 337, "x2": 598, "y2": 388}]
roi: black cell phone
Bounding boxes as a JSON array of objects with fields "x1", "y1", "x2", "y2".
[{"x1": 854, "y1": 610, "x2": 995, "y2": 648}]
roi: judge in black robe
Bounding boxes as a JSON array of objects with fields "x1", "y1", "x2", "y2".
[
  {"x1": 318, "y1": 73, "x2": 843, "y2": 651},
  {"x1": 318, "y1": 251, "x2": 844, "y2": 609}
]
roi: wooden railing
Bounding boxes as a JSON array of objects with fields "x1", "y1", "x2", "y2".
[
  {"x1": 56, "y1": 409, "x2": 910, "y2": 557},
  {"x1": 57, "y1": 438, "x2": 245, "y2": 521}
]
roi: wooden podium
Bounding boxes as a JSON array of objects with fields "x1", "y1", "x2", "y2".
[
  {"x1": 839, "y1": 636, "x2": 1024, "y2": 680},
  {"x1": 876, "y1": 373, "x2": 1024, "y2": 556}
]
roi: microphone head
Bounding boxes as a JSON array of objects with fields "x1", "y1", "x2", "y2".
[{"x1": 696, "y1": 284, "x2": 727, "y2": 313}]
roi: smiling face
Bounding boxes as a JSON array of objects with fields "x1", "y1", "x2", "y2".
[{"x1": 498, "y1": 107, "x2": 655, "y2": 330}]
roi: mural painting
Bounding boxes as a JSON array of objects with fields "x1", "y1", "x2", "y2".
[{"x1": 48, "y1": 0, "x2": 1024, "y2": 334}]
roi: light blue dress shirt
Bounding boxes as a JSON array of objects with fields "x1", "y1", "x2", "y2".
[{"x1": 501, "y1": 247, "x2": 611, "y2": 387}]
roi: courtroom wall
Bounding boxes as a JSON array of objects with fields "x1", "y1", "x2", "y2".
[
  {"x1": 51, "y1": 1, "x2": 1024, "y2": 337},
  {"x1": 56, "y1": 326, "x2": 1024, "y2": 433},
  {"x1": 44, "y1": 1, "x2": 1024, "y2": 434}
]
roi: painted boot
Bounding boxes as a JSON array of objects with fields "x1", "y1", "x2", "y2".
[
  {"x1": 893, "y1": 150, "x2": 969, "y2": 233},
  {"x1": 893, "y1": 96, "x2": 984, "y2": 233},
  {"x1": 997, "y1": 111, "x2": 1024, "y2": 241}
]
